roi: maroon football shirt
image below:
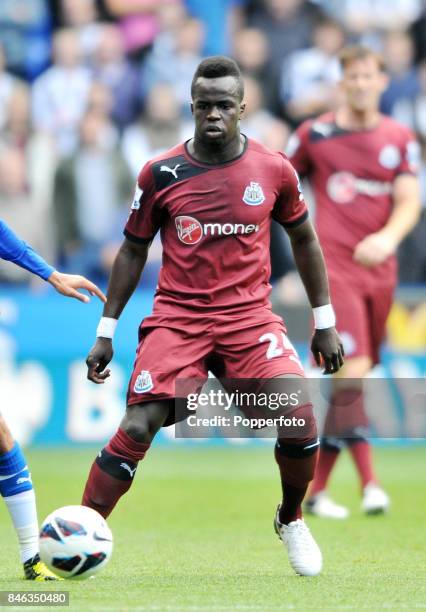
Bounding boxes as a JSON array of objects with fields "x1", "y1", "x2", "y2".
[
  {"x1": 125, "y1": 137, "x2": 307, "y2": 313},
  {"x1": 288, "y1": 112, "x2": 419, "y2": 288}
]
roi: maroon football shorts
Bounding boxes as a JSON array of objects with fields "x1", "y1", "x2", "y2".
[
  {"x1": 126, "y1": 307, "x2": 306, "y2": 406},
  {"x1": 329, "y1": 277, "x2": 394, "y2": 365}
]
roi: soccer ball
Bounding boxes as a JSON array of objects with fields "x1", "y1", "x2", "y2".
[{"x1": 39, "y1": 505, "x2": 113, "y2": 580}]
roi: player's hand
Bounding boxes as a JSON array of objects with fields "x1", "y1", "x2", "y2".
[
  {"x1": 353, "y1": 231, "x2": 397, "y2": 268},
  {"x1": 86, "y1": 338, "x2": 113, "y2": 384},
  {"x1": 48, "y1": 271, "x2": 106, "y2": 303},
  {"x1": 311, "y1": 328, "x2": 344, "y2": 375}
]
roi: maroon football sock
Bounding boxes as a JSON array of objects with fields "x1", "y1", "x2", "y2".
[
  {"x1": 309, "y1": 446, "x2": 340, "y2": 496},
  {"x1": 309, "y1": 386, "x2": 370, "y2": 496},
  {"x1": 82, "y1": 428, "x2": 150, "y2": 518},
  {"x1": 279, "y1": 482, "x2": 306, "y2": 524},
  {"x1": 275, "y1": 442, "x2": 318, "y2": 525},
  {"x1": 347, "y1": 439, "x2": 376, "y2": 489},
  {"x1": 82, "y1": 462, "x2": 129, "y2": 518}
]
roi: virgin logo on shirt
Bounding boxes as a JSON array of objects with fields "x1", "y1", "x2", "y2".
[
  {"x1": 327, "y1": 172, "x2": 392, "y2": 204},
  {"x1": 175, "y1": 215, "x2": 259, "y2": 245},
  {"x1": 175, "y1": 216, "x2": 203, "y2": 244},
  {"x1": 327, "y1": 172, "x2": 356, "y2": 203}
]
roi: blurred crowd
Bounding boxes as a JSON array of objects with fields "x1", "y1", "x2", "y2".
[{"x1": 0, "y1": 0, "x2": 425, "y2": 289}]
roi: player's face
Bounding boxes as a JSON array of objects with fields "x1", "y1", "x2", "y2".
[
  {"x1": 340, "y1": 57, "x2": 388, "y2": 113},
  {"x1": 191, "y1": 76, "x2": 245, "y2": 146}
]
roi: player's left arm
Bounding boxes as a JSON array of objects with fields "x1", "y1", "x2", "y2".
[
  {"x1": 286, "y1": 218, "x2": 344, "y2": 374},
  {"x1": 273, "y1": 156, "x2": 343, "y2": 373},
  {"x1": 353, "y1": 173, "x2": 421, "y2": 268}
]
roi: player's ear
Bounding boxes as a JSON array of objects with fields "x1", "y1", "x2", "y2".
[
  {"x1": 239, "y1": 102, "x2": 246, "y2": 117},
  {"x1": 190, "y1": 102, "x2": 194, "y2": 115}
]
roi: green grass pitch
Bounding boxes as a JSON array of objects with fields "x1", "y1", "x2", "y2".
[{"x1": 0, "y1": 446, "x2": 425, "y2": 611}]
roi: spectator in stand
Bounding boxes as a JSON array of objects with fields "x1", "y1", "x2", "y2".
[
  {"x1": 86, "y1": 79, "x2": 113, "y2": 114},
  {"x1": 0, "y1": 0, "x2": 52, "y2": 81},
  {"x1": 280, "y1": 18, "x2": 345, "y2": 126},
  {"x1": 53, "y1": 0, "x2": 103, "y2": 63},
  {"x1": 185, "y1": 0, "x2": 247, "y2": 56},
  {"x1": 240, "y1": 75, "x2": 283, "y2": 142},
  {"x1": 247, "y1": 0, "x2": 324, "y2": 81},
  {"x1": 0, "y1": 85, "x2": 56, "y2": 217},
  {"x1": 140, "y1": 0, "x2": 187, "y2": 65},
  {"x1": 392, "y1": 61, "x2": 426, "y2": 140},
  {"x1": 0, "y1": 146, "x2": 54, "y2": 283},
  {"x1": 141, "y1": 10, "x2": 204, "y2": 114},
  {"x1": 318, "y1": 0, "x2": 422, "y2": 36},
  {"x1": 398, "y1": 139, "x2": 426, "y2": 284},
  {"x1": 239, "y1": 77, "x2": 291, "y2": 156},
  {"x1": 392, "y1": 59, "x2": 426, "y2": 284},
  {"x1": 32, "y1": 28, "x2": 92, "y2": 156},
  {"x1": 0, "y1": 85, "x2": 32, "y2": 150},
  {"x1": 92, "y1": 24, "x2": 140, "y2": 129},
  {"x1": 53, "y1": 111, "x2": 133, "y2": 280},
  {"x1": 411, "y1": 1, "x2": 426, "y2": 63},
  {"x1": 232, "y1": 28, "x2": 277, "y2": 113},
  {"x1": 85, "y1": 80, "x2": 120, "y2": 146},
  {"x1": 0, "y1": 44, "x2": 24, "y2": 131},
  {"x1": 100, "y1": 0, "x2": 182, "y2": 61},
  {"x1": 122, "y1": 82, "x2": 192, "y2": 177},
  {"x1": 380, "y1": 30, "x2": 420, "y2": 118}
]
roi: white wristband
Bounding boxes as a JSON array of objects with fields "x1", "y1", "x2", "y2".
[
  {"x1": 96, "y1": 317, "x2": 118, "y2": 339},
  {"x1": 313, "y1": 304, "x2": 336, "y2": 330}
]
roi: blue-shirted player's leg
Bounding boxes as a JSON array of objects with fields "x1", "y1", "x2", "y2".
[
  {"x1": 0, "y1": 416, "x2": 59, "y2": 580},
  {"x1": 0, "y1": 220, "x2": 103, "y2": 579}
]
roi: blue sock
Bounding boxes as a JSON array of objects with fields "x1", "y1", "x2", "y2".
[
  {"x1": 0, "y1": 442, "x2": 39, "y2": 562},
  {"x1": 0, "y1": 442, "x2": 33, "y2": 497}
]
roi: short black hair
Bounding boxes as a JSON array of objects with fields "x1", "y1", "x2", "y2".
[{"x1": 191, "y1": 55, "x2": 244, "y2": 101}]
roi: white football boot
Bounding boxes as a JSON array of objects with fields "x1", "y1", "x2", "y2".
[
  {"x1": 274, "y1": 507, "x2": 323, "y2": 576},
  {"x1": 361, "y1": 483, "x2": 390, "y2": 515},
  {"x1": 304, "y1": 491, "x2": 349, "y2": 519}
]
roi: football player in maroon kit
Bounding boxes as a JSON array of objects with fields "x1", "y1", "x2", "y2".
[
  {"x1": 288, "y1": 46, "x2": 421, "y2": 519},
  {"x1": 82, "y1": 57, "x2": 344, "y2": 577}
]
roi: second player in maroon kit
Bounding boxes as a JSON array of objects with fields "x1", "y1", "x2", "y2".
[
  {"x1": 288, "y1": 46, "x2": 420, "y2": 518},
  {"x1": 289, "y1": 110, "x2": 417, "y2": 364},
  {"x1": 81, "y1": 56, "x2": 344, "y2": 577}
]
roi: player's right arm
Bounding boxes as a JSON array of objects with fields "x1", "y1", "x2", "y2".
[
  {"x1": 86, "y1": 239, "x2": 150, "y2": 383},
  {"x1": 353, "y1": 134, "x2": 421, "y2": 268},
  {"x1": 86, "y1": 161, "x2": 160, "y2": 384}
]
